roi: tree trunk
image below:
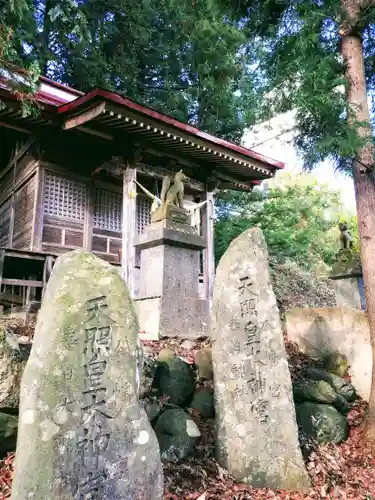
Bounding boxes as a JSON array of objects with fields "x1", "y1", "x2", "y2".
[
  {"x1": 41, "y1": 0, "x2": 52, "y2": 75},
  {"x1": 340, "y1": 0, "x2": 375, "y2": 446}
]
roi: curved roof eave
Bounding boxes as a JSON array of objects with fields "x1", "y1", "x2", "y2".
[{"x1": 56, "y1": 87, "x2": 285, "y2": 171}]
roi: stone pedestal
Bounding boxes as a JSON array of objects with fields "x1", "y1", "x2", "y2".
[
  {"x1": 151, "y1": 204, "x2": 190, "y2": 224},
  {"x1": 329, "y1": 249, "x2": 366, "y2": 310},
  {"x1": 134, "y1": 218, "x2": 209, "y2": 339}
]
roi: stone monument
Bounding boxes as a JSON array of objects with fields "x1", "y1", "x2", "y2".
[
  {"x1": 12, "y1": 250, "x2": 163, "y2": 500},
  {"x1": 211, "y1": 227, "x2": 310, "y2": 491},
  {"x1": 329, "y1": 225, "x2": 365, "y2": 310},
  {"x1": 134, "y1": 169, "x2": 209, "y2": 339}
]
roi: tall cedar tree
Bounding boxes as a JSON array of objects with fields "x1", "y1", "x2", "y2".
[
  {"x1": 0, "y1": 0, "x2": 40, "y2": 106},
  {"x1": 9, "y1": 0, "x2": 261, "y2": 142},
  {"x1": 222, "y1": 0, "x2": 375, "y2": 447}
]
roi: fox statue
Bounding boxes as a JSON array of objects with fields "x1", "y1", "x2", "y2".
[{"x1": 160, "y1": 169, "x2": 189, "y2": 209}]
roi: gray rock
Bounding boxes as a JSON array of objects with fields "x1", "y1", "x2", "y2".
[
  {"x1": 0, "y1": 412, "x2": 18, "y2": 457},
  {"x1": 323, "y1": 352, "x2": 350, "y2": 378},
  {"x1": 0, "y1": 328, "x2": 28, "y2": 410},
  {"x1": 189, "y1": 389, "x2": 215, "y2": 418},
  {"x1": 296, "y1": 402, "x2": 349, "y2": 444},
  {"x1": 157, "y1": 356, "x2": 195, "y2": 405},
  {"x1": 154, "y1": 408, "x2": 201, "y2": 462},
  {"x1": 293, "y1": 380, "x2": 349, "y2": 414},
  {"x1": 140, "y1": 346, "x2": 158, "y2": 398},
  {"x1": 12, "y1": 250, "x2": 163, "y2": 500},
  {"x1": 143, "y1": 401, "x2": 162, "y2": 423},
  {"x1": 195, "y1": 348, "x2": 213, "y2": 380},
  {"x1": 181, "y1": 340, "x2": 196, "y2": 351},
  {"x1": 305, "y1": 368, "x2": 356, "y2": 402},
  {"x1": 212, "y1": 228, "x2": 310, "y2": 491}
]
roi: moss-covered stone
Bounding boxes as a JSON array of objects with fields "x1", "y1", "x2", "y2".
[
  {"x1": 156, "y1": 356, "x2": 195, "y2": 405},
  {"x1": 0, "y1": 328, "x2": 29, "y2": 410},
  {"x1": 154, "y1": 408, "x2": 200, "y2": 462},
  {"x1": 158, "y1": 348, "x2": 175, "y2": 362},
  {"x1": 189, "y1": 388, "x2": 214, "y2": 418},
  {"x1": 140, "y1": 346, "x2": 158, "y2": 398},
  {"x1": 12, "y1": 250, "x2": 163, "y2": 500},
  {"x1": 323, "y1": 352, "x2": 350, "y2": 378},
  {"x1": 0, "y1": 412, "x2": 18, "y2": 458},
  {"x1": 330, "y1": 249, "x2": 362, "y2": 278},
  {"x1": 293, "y1": 380, "x2": 349, "y2": 414},
  {"x1": 305, "y1": 368, "x2": 356, "y2": 402},
  {"x1": 212, "y1": 228, "x2": 310, "y2": 492},
  {"x1": 194, "y1": 348, "x2": 213, "y2": 380},
  {"x1": 296, "y1": 402, "x2": 349, "y2": 444}
]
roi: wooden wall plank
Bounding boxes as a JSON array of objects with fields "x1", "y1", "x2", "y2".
[
  {"x1": 0, "y1": 198, "x2": 12, "y2": 248},
  {"x1": 65, "y1": 230, "x2": 84, "y2": 247},
  {"x1": 121, "y1": 167, "x2": 137, "y2": 297},
  {"x1": 31, "y1": 166, "x2": 45, "y2": 251},
  {"x1": 202, "y1": 189, "x2": 215, "y2": 309},
  {"x1": 12, "y1": 174, "x2": 37, "y2": 250}
]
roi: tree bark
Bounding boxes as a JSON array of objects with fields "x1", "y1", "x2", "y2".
[{"x1": 340, "y1": 0, "x2": 375, "y2": 446}]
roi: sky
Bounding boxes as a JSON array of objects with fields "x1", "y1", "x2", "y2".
[{"x1": 242, "y1": 110, "x2": 357, "y2": 215}]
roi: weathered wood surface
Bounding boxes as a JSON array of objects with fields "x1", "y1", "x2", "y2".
[
  {"x1": 12, "y1": 174, "x2": 37, "y2": 250},
  {"x1": 121, "y1": 167, "x2": 137, "y2": 296}
]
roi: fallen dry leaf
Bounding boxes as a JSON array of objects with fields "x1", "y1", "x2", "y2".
[{"x1": 2, "y1": 327, "x2": 375, "y2": 500}]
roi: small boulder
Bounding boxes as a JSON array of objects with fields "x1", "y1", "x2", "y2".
[
  {"x1": 154, "y1": 408, "x2": 201, "y2": 462},
  {"x1": 143, "y1": 400, "x2": 162, "y2": 423},
  {"x1": 323, "y1": 352, "x2": 349, "y2": 378},
  {"x1": 156, "y1": 355, "x2": 195, "y2": 405},
  {"x1": 0, "y1": 328, "x2": 29, "y2": 410},
  {"x1": 158, "y1": 348, "x2": 175, "y2": 362},
  {"x1": 195, "y1": 347, "x2": 213, "y2": 380},
  {"x1": 293, "y1": 380, "x2": 349, "y2": 414},
  {"x1": 189, "y1": 388, "x2": 215, "y2": 418},
  {"x1": 140, "y1": 345, "x2": 158, "y2": 398},
  {"x1": 181, "y1": 340, "x2": 196, "y2": 351},
  {"x1": 305, "y1": 368, "x2": 356, "y2": 402},
  {"x1": 296, "y1": 402, "x2": 349, "y2": 444},
  {"x1": 0, "y1": 412, "x2": 18, "y2": 458}
]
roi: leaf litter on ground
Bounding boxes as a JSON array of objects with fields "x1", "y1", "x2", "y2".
[{"x1": 1, "y1": 329, "x2": 374, "y2": 499}]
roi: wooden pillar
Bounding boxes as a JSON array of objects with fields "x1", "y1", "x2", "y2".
[
  {"x1": 202, "y1": 189, "x2": 215, "y2": 308},
  {"x1": 121, "y1": 167, "x2": 137, "y2": 297},
  {"x1": 31, "y1": 165, "x2": 45, "y2": 251}
]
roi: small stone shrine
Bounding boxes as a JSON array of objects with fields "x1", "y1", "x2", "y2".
[
  {"x1": 12, "y1": 250, "x2": 163, "y2": 500},
  {"x1": 330, "y1": 250, "x2": 366, "y2": 310},
  {"x1": 134, "y1": 169, "x2": 209, "y2": 338},
  {"x1": 329, "y1": 223, "x2": 366, "y2": 310},
  {"x1": 211, "y1": 227, "x2": 310, "y2": 491}
]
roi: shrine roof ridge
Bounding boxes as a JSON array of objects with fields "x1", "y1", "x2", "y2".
[{"x1": 1, "y1": 74, "x2": 284, "y2": 172}]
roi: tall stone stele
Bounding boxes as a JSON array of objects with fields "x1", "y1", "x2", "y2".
[
  {"x1": 12, "y1": 250, "x2": 163, "y2": 500},
  {"x1": 211, "y1": 227, "x2": 310, "y2": 491}
]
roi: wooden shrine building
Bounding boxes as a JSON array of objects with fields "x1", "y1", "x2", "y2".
[{"x1": 0, "y1": 76, "x2": 284, "y2": 313}]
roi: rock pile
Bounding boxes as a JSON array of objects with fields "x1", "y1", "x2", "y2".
[
  {"x1": 140, "y1": 345, "x2": 214, "y2": 463},
  {"x1": 293, "y1": 352, "x2": 356, "y2": 448}
]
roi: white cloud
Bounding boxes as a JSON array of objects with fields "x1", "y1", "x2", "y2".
[{"x1": 242, "y1": 111, "x2": 357, "y2": 215}]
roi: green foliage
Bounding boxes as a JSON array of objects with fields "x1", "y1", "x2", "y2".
[
  {"x1": 5, "y1": 0, "x2": 262, "y2": 142},
  {"x1": 0, "y1": 0, "x2": 40, "y2": 109},
  {"x1": 214, "y1": 172, "x2": 351, "y2": 270},
  {"x1": 269, "y1": 257, "x2": 336, "y2": 311},
  {"x1": 220, "y1": 0, "x2": 375, "y2": 170}
]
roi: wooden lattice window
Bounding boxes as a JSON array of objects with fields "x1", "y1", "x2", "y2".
[
  {"x1": 93, "y1": 188, "x2": 122, "y2": 232},
  {"x1": 43, "y1": 173, "x2": 87, "y2": 221},
  {"x1": 136, "y1": 196, "x2": 151, "y2": 234}
]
